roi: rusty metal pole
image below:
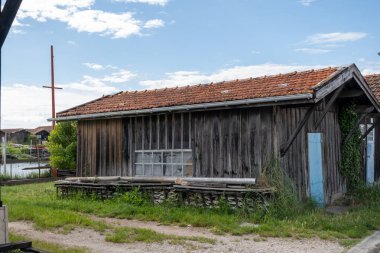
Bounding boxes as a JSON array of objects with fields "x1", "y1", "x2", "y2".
[{"x1": 51, "y1": 45, "x2": 56, "y2": 129}]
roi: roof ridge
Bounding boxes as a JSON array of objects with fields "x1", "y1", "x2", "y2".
[{"x1": 114, "y1": 67, "x2": 340, "y2": 96}]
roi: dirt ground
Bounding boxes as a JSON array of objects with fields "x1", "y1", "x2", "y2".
[{"x1": 9, "y1": 217, "x2": 345, "y2": 253}]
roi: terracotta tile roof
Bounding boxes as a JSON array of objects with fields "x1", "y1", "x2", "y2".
[
  {"x1": 365, "y1": 74, "x2": 380, "y2": 103},
  {"x1": 57, "y1": 67, "x2": 340, "y2": 118}
]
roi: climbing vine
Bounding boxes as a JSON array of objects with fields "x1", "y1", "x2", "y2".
[{"x1": 339, "y1": 104, "x2": 363, "y2": 190}]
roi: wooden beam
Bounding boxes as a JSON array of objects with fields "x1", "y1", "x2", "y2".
[
  {"x1": 360, "y1": 120, "x2": 379, "y2": 140},
  {"x1": 280, "y1": 104, "x2": 317, "y2": 157},
  {"x1": 313, "y1": 85, "x2": 344, "y2": 130},
  {"x1": 0, "y1": 0, "x2": 23, "y2": 48},
  {"x1": 355, "y1": 105, "x2": 375, "y2": 114},
  {"x1": 339, "y1": 89, "x2": 364, "y2": 98},
  {"x1": 342, "y1": 114, "x2": 367, "y2": 144}
]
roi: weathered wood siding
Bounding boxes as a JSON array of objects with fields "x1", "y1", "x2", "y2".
[
  {"x1": 76, "y1": 104, "x2": 346, "y2": 202},
  {"x1": 278, "y1": 104, "x2": 345, "y2": 201},
  {"x1": 77, "y1": 119, "x2": 124, "y2": 177}
]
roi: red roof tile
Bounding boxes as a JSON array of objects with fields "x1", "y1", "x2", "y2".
[
  {"x1": 57, "y1": 67, "x2": 339, "y2": 117},
  {"x1": 365, "y1": 74, "x2": 380, "y2": 103}
]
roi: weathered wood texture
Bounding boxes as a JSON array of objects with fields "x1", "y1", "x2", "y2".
[
  {"x1": 77, "y1": 119, "x2": 124, "y2": 177},
  {"x1": 76, "y1": 104, "x2": 346, "y2": 202},
  {"x1": 278, "y1": 103, "x2": 345, "y2": 201}
]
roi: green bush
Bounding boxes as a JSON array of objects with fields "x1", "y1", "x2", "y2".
[
  {"x1": 48, "y1": 122, "x2": 77, "y2": 170},
  {"x1": 338, "y1": 105, "x2": 363, "y2": 191}
]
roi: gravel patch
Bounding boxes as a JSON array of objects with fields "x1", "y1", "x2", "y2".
[{"x1": 9, "y1": 221, "x2": 345, "y2": 253}]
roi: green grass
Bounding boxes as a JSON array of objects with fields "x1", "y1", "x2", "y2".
[
  {"x1": 106, "y1": 227, "x2": 216, "y2": 244},
  {"x1": 10, "y1": 233, "x2": 90, "y2": 253},
  {"x1": 3, "y1": 182, "x2": 380, "y2": 247}
]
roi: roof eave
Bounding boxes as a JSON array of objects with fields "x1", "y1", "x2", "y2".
[{"x1": 51, "y1": 93, "x2": 314, "y2": 122}]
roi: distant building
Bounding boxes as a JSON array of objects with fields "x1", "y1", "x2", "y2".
[
  {"x1": 29, "y1": 126, "x2": 53, "y2": 141},
  {"x1": 0, "y1": 125, "x2": 53, "y2": 144},
  {"x1": 0, "y1": 129, "x2": 30, "y2": 144}
]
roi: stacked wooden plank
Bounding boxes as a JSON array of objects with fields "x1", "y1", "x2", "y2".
[{"x1": 55, "y1": 176, "x2": 274, "y2": 208}]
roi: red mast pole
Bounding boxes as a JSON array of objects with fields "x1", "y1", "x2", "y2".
[{"x1": 51, "y1": 45, "x2": 56, "y2": 129}]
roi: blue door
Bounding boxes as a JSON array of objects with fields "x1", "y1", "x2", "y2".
[
  {"x1": 308, "y1": 133, "x2": 324, "y2": 206},
  {"x1": 366, "y1": 125, "x2": 375, "y2": 184}
]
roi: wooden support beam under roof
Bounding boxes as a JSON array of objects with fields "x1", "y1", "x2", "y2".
[
  {"x1": 339, "y1": 89, "x2": 364, "y2": 98},
  {"x1": 360, "y1": 120, "x2": 379, "y2": 140},
  {"x1": 313, "y1": 84, "x2": 345, "y2": 131},
  {"x1": 342, "y1": 109, "x2": 372, "y2": 144},
  {"x1": 280, "y1": 103, "x2": 318, "y2": 157}
]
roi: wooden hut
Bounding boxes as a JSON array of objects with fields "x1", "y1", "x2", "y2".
[
  {"x1": 55, "y1": 64, "x2": 380, "y2": 204},
  {"x1": 0, "y1": 128, "x2": 30, "y2": 144}
]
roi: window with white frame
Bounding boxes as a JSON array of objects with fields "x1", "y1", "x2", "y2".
[{"x1": 135, "y1": 149, "x2": 192, "y2": 177}]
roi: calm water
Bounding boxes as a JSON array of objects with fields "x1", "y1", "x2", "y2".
[{"x1": 0, "y1": 162, "x2": 49, "y2": 178}]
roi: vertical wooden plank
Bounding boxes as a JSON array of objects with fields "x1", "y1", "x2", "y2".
[
  {"x1": 183, "y1": 113, "x2": 190, "y2": 149},
  {"x1": 135, "y1": 117, "x2": 142, "y2": 150},
  {"x1": 174, "y1": 113, "x2": 182, "y2": 149},
  {"x1": 144, "y1": 116, "x2": 150, "y2": 150},
  {"x1": 223, "y1": 110, "x2": 231, "y2": 177},
  {"x1": 212, "y1": 112, "x2": 220, "y2": 177},
  {"x1": 151, "y1": 115, "x2": 157, "y2": 150},
  {"x1": 167, "y1": 114, "x2": 173, "y2": 149},
  {"x1": 159, "y1": 114, "x2": 166, "y2": 150},
  {"x1": 241, "y1": 109, "x2": 250, "y2": 178}
]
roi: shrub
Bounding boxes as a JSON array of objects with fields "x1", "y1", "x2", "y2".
[{"x1": 48, "y1": 122, "x2": 77, "y2": 170}]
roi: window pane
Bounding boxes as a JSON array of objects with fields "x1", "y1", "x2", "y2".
[
  {"x1": 142, "y1": 153, "x2": 152, "y2": 163},
  {"x1": 163, "y1": 164, "x2": 172, "y2": 176},
  {"x1": 183, "y1": 152, "x2": 192, "y2": 164},
  {"x1": 172, "y1": 164, "x2": 182, "y2": 176},
  {"x1": 135, "y1": 164, "x2": 143, "y2": 175},
  {"x1": 163, "y1": 152, "x2": 172, "y2": 163},
  {"x1": 153, "y1": 165, "x2": 162, "y2": 176},
  {"x1": 144, "y1": 164, "x2": 153, "y2": 176},
  {"x1": 135, "y1": 153, "x2": 144, "y2": 163},
  {"x1": 172, "y1": 152, "x2": 181, "y2": 163},
  {"x1": 153, "y1": 152, "x2": 161, "y2": 163}
]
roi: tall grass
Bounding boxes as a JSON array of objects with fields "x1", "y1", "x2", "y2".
[{"x1": 255, "y1": 158, "x2": 316, "y2": 220}]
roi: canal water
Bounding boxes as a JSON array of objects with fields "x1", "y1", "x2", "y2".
[{"x1": 0, "y1": 162, "x2": 50, "y2": 178}]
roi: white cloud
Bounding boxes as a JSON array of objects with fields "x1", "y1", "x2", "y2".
[
  {"x1": 114, "y1": 0, "x2": 168, "y2": 6},
  {"x1": 16, "y1": 0, "x2": 165, "y2": 39},
  {"x1": 83, "y1": 62, "x2": 105, "y2": 70},
  {"x1": 102, "y1": 69, "x2": 137, "y2": 83},
  {"x1": 295, "y1": 48, "x2": 331, "y2": 54},
  {"x1": 144, "y1": 19, "x2": 165, "y2": 29},
  {"x1": 140, "y1": 63, "x2": 326, "y2": 89},
  {"x1": 299, "y1": 0, "x2": 316, "y2": 6},
  {"x1": 2, "y1": 80, "x2": 116, "y2": 128},
  {"x1": 67, "y1": 40, "x2": 77, "y2": 46},
  {"x1": 306, "y1": 32, "x2": 367, "y2": 44},
  {"x1": 1, "y1": 66, "x2": 138, "y2": 128},
  {"x1": 358, "y1": 59, "x2": 380, "y2": 75},
  {"x1": 296, "y1": 32, "x2": 367, "y2": 54},
  {"x1": 251, "y1": 50, "x2": 261, "y2": 54}
]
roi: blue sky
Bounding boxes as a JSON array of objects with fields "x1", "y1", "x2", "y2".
[{"x1": 2, "y1": 0, "x2": 380, "y2": 128}]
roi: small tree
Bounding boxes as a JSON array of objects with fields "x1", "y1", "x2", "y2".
[{"x1": 48, "y1": 121, "x2": 77, "y2": 170}]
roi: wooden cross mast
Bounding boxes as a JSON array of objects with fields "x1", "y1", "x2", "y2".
[{"x1": 42, "y1": 46, "x2": 62, "y2": 129}]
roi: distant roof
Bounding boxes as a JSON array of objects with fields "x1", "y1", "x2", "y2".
[
  {"x1": 57, "y1": 67, "x2": 340, "y2": 118},
  {"x1": 366, "y1": 74, "x2": 380, "y2": 103},
  {"x1": 1, "y1": 126, "x2": 52, "y2": 135},
  {"x1": 0, "y1": 128, "x2": 25, "y2": 134},
  {"x1": 30, "y1": 126, "x2": 53, "y2": 135}
]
